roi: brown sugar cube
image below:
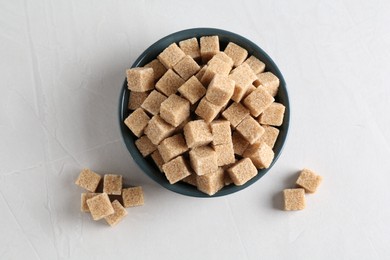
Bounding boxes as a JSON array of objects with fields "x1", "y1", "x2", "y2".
[
  {"x1": 258, "y1": 125, "x2": 279, "y2": 148},
  {"x1": 232, "y1": 131, "x2": 250, "y2": 156},
  {"x1": 157, "y1": 43, "x2": 186, "y2": 69},
  {"x1": 126, "y1": 67, "x2": 154, "y2": 92},
  {"x1": 229, "y1": 63, "x2": 257, "y2": 102},
  {"x1": 222, "y1": 102, "x2": 250, "y2": 128},
  {"x1": 128, "y1": 91, "x2": 149, "y2": 110},
  {"x1": 209, "y1": 52, "x2": 234, "y2": 67},
  {"x1": 81, "y1": 193, "x2": 99, "y2": 212},
  {"x1": 243, "y1": 87, "x2": 275, "y2": 117},
  {"x1": 151, "y1": 150, "x2": 164, "y2": 172},
  {"x1": 124, "y1": 108, "x2": 150, "y2": 138},
  {"x1": 178, "y1": 76, "x2": 206, "y2": 105},
  {"x1": 183, "y1": 120, "x2": 213, "y2": 148},
  {"x1": 155, "y1": 69, "x2": 185, "y2": 96},
  {"x1": 205, "y1": 74, "x2": 235, "y2": 106},
  {"x1": 86, "y1": 193, "x2": 114, "y2": 220},
  {"x1": 211, "y1": 120, "x2": 232, "y2": 145},
  {"x1": 189, "y1": 146, "x2": 218, "y2": 176},
  {"x1": 182, "y1": 173, "x2": 198, "y2": 186},
  {"x1": 195, "y1": 97, "x2": 222, "y2": 123},
  {"x1": 236, "y1": 116, "x2": 265, "y2": 145},
  {"x1": 224, "y1": 42, "x2": 248, "y2": 67},
  {"x1": 283, "y1": 189, "x2": 306, "y2": 211},
  {"x1": 195, "y1": 65, "x2": 208, "y2": 81},
  {"x1": 141, "y1": 90, "x2": 167, "y2": 116},
  {"x1": 258, "y1": 102, "x2": 286, "y2": 127},
  {"x1": 196, "y1": 167, "x2": 225, "y2": 196},
  {"x1": 243, "y1": 56, "x2": 265, "y2": 74},
  {"x1": 213, "y1": 142, "x2": 235, "y2": 166},
  {"x1": 104, "y1": 200, "x2": 128, "y2": 227},
  {"x1": 162, "y1": 156, "x2": 192, "y2": 184},
  {"x1": 160, "y1": 94, "x2": 190, "y2": 127},
  {"x1": 103, "y1": 174, "x2": 122, "y2": 195},
  {"x1": 256, "y1": 72, "x2": 280, "y2": 97},
  {"x1": 200, "y1": 35, "x2": 219, "y2": 63},
  {"x1": 244, "y1": 84, "x2": 257, "y2": 98},
  {"x1": 179, "y1": 37, "x2": 200, "y2": 61},
  {"x1": 227, "y1": 158, "x2": 258, "y2": 186},
  {"x1": 122, "y1": 186, "x2": 144, "y2": 207},
  {"x1": 144, "y1": 59, "x2": 167, "y2": 81},
  {"x1": 201, "y1": 56, "x2": 232, "y2": 86},
  {"x1": 158, "y1": 134, "x2": 188, "y2": 162},
  {"x1": 243, "y1": 142, "x2": 274, "y2": 169},
  {"x1": 144, "y1": 115, "x2": 175, "y2": 145},
  {"x1": 296, "y1": 169, "x2": 322, "y2": 193},
  {"x1": 174, "y1": 116, "x2": 190, "y2": 134},
  {"x1": 173, "y1": 55, "x2": 201, "y2": 80},
  {"x1": 135, "y1": 135, "x2": 157, "y2": 157},
  {"x1": 75, "y1": 168, "x2": 101, "y2": 192}
]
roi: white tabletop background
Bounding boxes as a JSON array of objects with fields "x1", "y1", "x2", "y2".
[{"x1": 1, "y1": 0, "x2": 390, "y2": 259}]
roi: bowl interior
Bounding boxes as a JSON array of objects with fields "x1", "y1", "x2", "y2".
[{"x1": 119, "y1": 28, "x2": 290, "y2": 197}]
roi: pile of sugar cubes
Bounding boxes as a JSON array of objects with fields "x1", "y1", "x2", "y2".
[
  {"x1": 75, "y1": 168, "x2": 144, "y2": 226},
  {"x1": 283, "y1": 168, "x2": 322, "y2": 211},
  {"x1": 124, "y1": 35, "x2": 286, "y2": 196}
]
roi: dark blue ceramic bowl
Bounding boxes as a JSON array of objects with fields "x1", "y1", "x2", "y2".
[{"x1": 119, "y1": 28, "x2": 290, "y2": 197}]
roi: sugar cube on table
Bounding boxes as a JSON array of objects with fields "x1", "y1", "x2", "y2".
[
  {"x1": 81, "y1": 192, "x2": 99, "y2": 212},
  {"x1": 296, "y1": 168, "x2": 322, "y2": 193},
  {"x1": 122, "y1": 186, "x2": 145, "y2": 208},
  {"x1": 75, "y1": 168, "x2": 101, "y2": 192},
  {"x1": 86, "y1": 193, "x2": 114, "y2": 220},
  {"x1": 283, "y1": 188, "x2": 306, "y2": 211},
  {"x1": 104, "y1": 200, "x2": 128, "y2": 227},
  {"x1": 103, "y1": 174, "x2": 123, "y2": 195}
]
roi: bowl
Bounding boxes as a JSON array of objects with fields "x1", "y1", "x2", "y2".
[{"x1": 119, "y1": 28, "x2": 290, "y2": 197}]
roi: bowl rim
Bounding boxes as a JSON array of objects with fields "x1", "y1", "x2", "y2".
[{"x1": 119, "y1": 27, "x2": 290, "y2": 198}]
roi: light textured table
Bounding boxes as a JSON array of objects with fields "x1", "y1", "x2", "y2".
[{"x1": 1, "y1": 0, "x2": 389, "y2": 259}]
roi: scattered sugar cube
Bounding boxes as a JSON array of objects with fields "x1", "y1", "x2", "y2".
[
  {"x1": 158, "y1": 133, "x2": 188, "y2": 162},
  {"x1": 201, "y1": 56, "x2": 232, "y2": 86},
  {"x1": 224, "y1": 42, "x2": 248, "y2": 67},
  {"x1": 183, "y1": 120, "x2": 213, "y2": 148},
  {"x1": 283, "y1": 188, "x2": 305, "y2": 211},
  {"x1": 144, "y1": 115, "x2": 175, "y2": 145},
  {"x1": 122, "y1": 186, "x2": 144, "y2": 208},
  {"x1": 296, "y1": 168, "x2": 322, "y2": 193},
  {"x1": 81, "y1": 192, "x2": 99, "y2": 212},
  {"x1": 126, "y1": 67, "x2": 154, "y2": 92},
  {"x1": 232, "y1": 131, "x2": 250, "y2": 156},
  {"x1": 189, "y1": 146, "x2": 218, "y2": 175},
  {"x1": 243, "y1": 56, "x2": 265, "y2": 74},
  {"x1": 196, "y1": 167, "x2": 225, "y2": 196},
  {"x1": 256, "y1": 72, "x2": 280, "y2": 97},
  {"x1": 222, "y1": 102, "x2": 250, "y2": 128},
  {"x1": 182, "y1": 173, "x2": 198, "y2": 186},
  {"x1": 160, "y1": 94, "x2": 190, "y2": 127},
  {"x1": 209, "y1": 52, "x2": 234, "y2": 67},
  {"x1": 195, "y1": 97, "x2": 222, "y2": 123},
  {"x1": 124, "y1": 108, "x2": 150, "y2": 138},
  {"x1": 75, "y1": 168, "x2": 101, "y2": 192},
  {"x1": 243, "y1": 142, "x2": 274, "y2": 169},
  {"x1": 86, "y1": 193, "x2": 115, "y2": 220},
  {"x1": 195, "y1": 65, "x2": 208, "y2": 81},
  {"x1": 173, "y1": 55, "x2": 201, "y2": 80},
  {"x1": 213, "y1": 142, "x2": 235, "y2": 166},
  {"x1": 200, "y1": 36, "x2": 219, "y2": 63},
  {"x1": 155, "y1": 69, "x2": 185, "y2": 96},
  {"x1": 128, "y1": 91, "x2": 149, "y2": 110},
  {"x1": 205, "y1": 74, "x2": 235, "y2": 106},
  {"x1": 236, "y1": 116, "x2": 265, "y2": 144},
  {"x1": 227, "y1": 158, "x2": 258, "y2": 186},
  {"x1": 144, "y1": 59, "x2": 167, "y2": 81},
  {"x1": 243, "y1": 87, "x2": 274, "y2": 117},
  {"x1": 211, "y1": 120, "x2": 232, "y2": 145},
  {"x1": 157, "y1": 43, "x2": 186, "y2": 69},
  {"x1": 257, "y1": 125, "x2": 279, "y2": 148},
  {"x1": 141, "y1": 90, "x2": 167, "y2": 116},
  {"x1": 229, "y1": 63, "x2": 257, "y2": 102},
  {"x1": 151, "y1": 150, "x2": 164, "y2": 172},
  {"x1": 135, "y1": 135, "x2": 157, "y2": 157},
  {"x1": 104, "y1": 200, "x2": 128, "y2": 227},
  {"x1": 103, "y1": 174, "x2": 123, "y2": 195},
  {"x1": 162, "y1": 156, "x2": 192, "y2": 184},
  {"x1": 179, "y1": 37, "x2": 201, "y2": 61},
  {"x1": 258, "y1": 102, "x2": 286, "y2": 127},
  {"x1": 178, "y1": 76, "x2": 207, "y2": 105}
]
